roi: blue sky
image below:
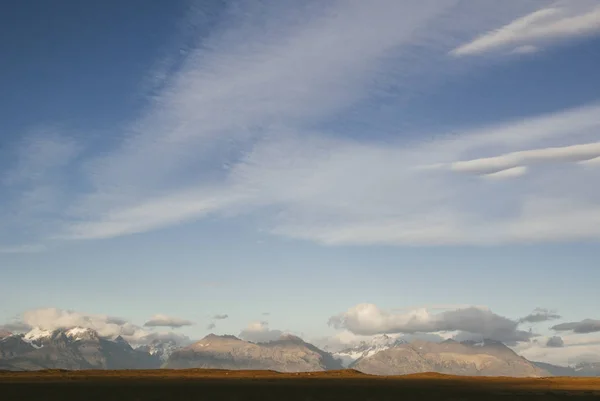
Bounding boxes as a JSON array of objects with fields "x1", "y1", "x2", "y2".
[{"x1": 2, "y1": 0, "x2": 600, "y2": 366}]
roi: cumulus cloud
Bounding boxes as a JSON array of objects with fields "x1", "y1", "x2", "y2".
[
  {"x1": 518, "y1": 308, "x2": 562, "y2": 324},
  {"x1": 238, "y1": 321, "x2": 284, "y2": 343},
  {"x1": 143, "y1": 314, "x2": 193, "y2": 328},
  {"x1": 329, "y1": 304, "x2": 533, "y2": 343},
  {"x1": 206, "y1": 323, "x2": 216, "y2": 330},
  {"x1": 213, "y1": 314, "x2": 228, "y2": 320},
  {"x1": 546, "y1": 336, "x2": 565, "y2": 348},
  {"x1": 452, "y1": 3, "x2": 600, "y2": 56},
  {"x1": 551, "y1": 319, "x2": 600, "y2": 334}
]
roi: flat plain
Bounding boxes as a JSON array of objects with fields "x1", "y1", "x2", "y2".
[{"x1": 1, "y1": 369, "x2": 599, "y2": 401}]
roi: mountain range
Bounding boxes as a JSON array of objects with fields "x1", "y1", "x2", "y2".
[
  {"x1": 1, "y1": 328, "x2": 599, "y2": 377},
  {"x1": 0, "y1": 328, "x2": 159, "y2": 370}
]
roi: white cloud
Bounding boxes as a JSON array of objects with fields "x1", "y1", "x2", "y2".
[
  {"x1": 580, "y1": 156, "x2": 600, "y2": 166},
  {"x1": 452, "y1": 2, "x2": 600, "y2": 56},
  {"x1": 328, "y1": 303, "x2": 532, "y2": 343},
  {"x1": 482, "y1": 166, "x2": 528, "y2": 180},
  {"x1": 238, "y1": 321, "x2": 285, "y2": 343},
  {"x1": 447, "y1": 142, "x2": 600, "y2": 175},
  {"x1": 143, "y1": 314, "x2": 194, "y2": 328}
]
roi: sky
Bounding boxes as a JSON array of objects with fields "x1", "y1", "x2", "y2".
[{"x1": 1, "y1": 0, "x2": 600, "y2": 367}]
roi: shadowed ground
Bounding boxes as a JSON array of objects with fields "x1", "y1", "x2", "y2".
[{"x1": 1, "y1": 369, "x2": 599, "y2": 400}]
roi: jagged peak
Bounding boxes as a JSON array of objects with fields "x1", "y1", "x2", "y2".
[{"x1": 114, "y1": 335, "x2": 130, "y2": 344}]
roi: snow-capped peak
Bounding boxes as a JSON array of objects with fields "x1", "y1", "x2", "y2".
[
  {"x1": 21, "y1": 327, "x2": 54, "y2": 348},
  {"x1": 65, "y1": 327, "x2": 98, "y2": 341},
  {"x1": 333, "y1": 335, "x2": 407, "y2": 367},
  {"x1": 23, "y1": 327, "x2": 53, "y2": 342}
]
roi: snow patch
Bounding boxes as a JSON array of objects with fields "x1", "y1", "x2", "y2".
[
  {"x1": 66, "y1": 327, "x2": 96, "y2": 340},
  {"x1": 23, "y1": 327, "x2": 52, "y2": 342},
  {"x1": 333, "y1": 335, "x2": 407, "y2": 367}
]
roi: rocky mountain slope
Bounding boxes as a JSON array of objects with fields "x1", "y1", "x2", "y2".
[
  {"x1": 0, "y1": 327, "x2": 160, "y2": 370},
  {"x1": 351, "y1": 339, "x2": 549, "y2": 377},
  {"x1": 164, "y1": 334, "x2": 343, "y2": 372}
]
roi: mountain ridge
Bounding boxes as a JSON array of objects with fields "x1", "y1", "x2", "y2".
[{"x1": 2, "y1": 328, "x2": 599, "y2": 377}]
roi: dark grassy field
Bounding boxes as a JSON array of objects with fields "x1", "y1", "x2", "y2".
[{"x1": 1, "y1": 369, "x2": 599, "y2": 400}]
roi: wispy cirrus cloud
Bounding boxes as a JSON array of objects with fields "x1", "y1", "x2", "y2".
[
  {"x1": 452, "y1": 1, "x2": 600, "y2": 56},
  {"x1": 1, "y1": 130, "x2": 81, "y2": 248},
  {"x1": 31, "y1": 0, "x2": 469, "y2": 244},
  {"x1": 2, "y1": 1, "x2": 600, "y2": 249}
]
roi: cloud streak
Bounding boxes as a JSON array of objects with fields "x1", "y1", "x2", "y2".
[
  {"x1": 519, "y1": 308, "x2": 562, "y2": 324},
  {"x1": 552, "y1": 319, "x2": 600, "y2": 334},
  {"x1": 143, "y1": 314, "x2": 194, "y2": 328},
  {"x1": 447, "y1": 142, "x2": 600, "y2": 175},
  {"x1": 452, "y1": 2, "x2": 600, "y2": 56}
]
